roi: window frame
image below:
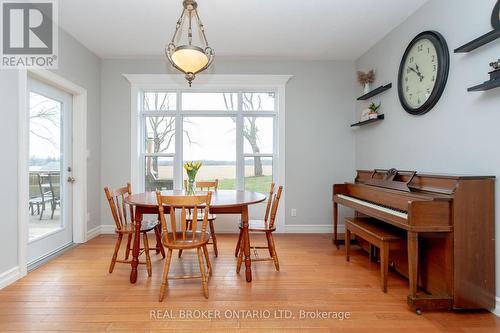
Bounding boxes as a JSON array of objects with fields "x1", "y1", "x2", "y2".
[
  {"x1": 126, "y1": 74, "x2": 291, "y2": 232},
  {"x1": 140, "y1": 89, "x2": 278, "y2": 192}
]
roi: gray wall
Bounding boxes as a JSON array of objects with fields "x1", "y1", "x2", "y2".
[
  {"x1": 100, "y1": 58, "x2": 356, "y2": 229},
  {"x1": 0, "y1": 71, "x2": 21, "y2": 273},
  {"x1": 0, "y1": 29, "x2": 101, "y2": 275},
  {"x1": 53, "y1": 30, "x2": 102, "y2": 232},
  {"x1": 355, "y1": 0, "x2": 500, "y2": 297}
]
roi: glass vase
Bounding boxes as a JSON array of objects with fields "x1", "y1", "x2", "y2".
[{"x1": 187, "y1": 179, "x2": 196, "y2": 195}]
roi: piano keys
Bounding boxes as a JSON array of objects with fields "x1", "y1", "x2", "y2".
[{"x1": 333, "y1": 169, "x2": 495, "y2": 312}]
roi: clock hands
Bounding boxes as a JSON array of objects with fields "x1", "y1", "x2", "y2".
[{"x1": 408, "y1": 64, "x2": 424, "y2": 82}]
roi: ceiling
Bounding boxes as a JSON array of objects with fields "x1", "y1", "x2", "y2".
[{"x1": 59, "y1": 0, "x2": 429, "y2": 60}]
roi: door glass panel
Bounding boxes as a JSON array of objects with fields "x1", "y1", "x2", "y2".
[
  {"x1": 28, "y1": 92, "x2": 63, "y2": 240},
  {"x1": 245, "y1": 157, "x2": 273, "y2": 194},
  {"x1": 183, "y1": 117, "x2": 236, "y2": 189}
]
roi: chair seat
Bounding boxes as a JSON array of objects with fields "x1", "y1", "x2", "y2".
[
  {"x1": 186, "y1": 212, "x2": 216, "y2": 221},
  {"x1": 238, "y1": 219, "x2": 275, "y2": 232},
  {"x1": 162, "y1": 231, "x2": 211, "y2": 249},
  {"x1": 116, "y1": 220, "x2": 159, "y2": 234},
  {"x1": 29, "y1": 197, "x2": 44, "y2": 204}
]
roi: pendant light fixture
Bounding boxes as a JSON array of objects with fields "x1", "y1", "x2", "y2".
[{"x1": 165, "y1": 0, "x2": 214, "y2": 86}]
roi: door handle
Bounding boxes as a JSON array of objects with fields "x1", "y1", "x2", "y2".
[{"x1": 67, "y1": 176, "x2": 76, "y2": 183}]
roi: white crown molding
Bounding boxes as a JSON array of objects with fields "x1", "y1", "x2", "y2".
[{"x1": 122, "y1": 74, "x2": 293, "y2": 88}]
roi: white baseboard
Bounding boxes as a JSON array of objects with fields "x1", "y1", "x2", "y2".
[
  {"x1": 86, "y1": 225, "x2": 115, "y2": 240},
  {"x1": 285, "y1": 224, "x2": 343, "y2": 233},
  {"x1": 0, "y1": 266, "x2": 21, "y2": 289},
  {"x1": 491, "y1": 297, "x2": 500, "y2": 317},
  {"x1": 100, "y1": 225, "x2": 116, "y2": 234},
  {"x1": 87, "y1": 223, "x2": 340, "y2": 237},
  {"x1": 86, "y1": 225, "x2": 101, "y2": 240}
]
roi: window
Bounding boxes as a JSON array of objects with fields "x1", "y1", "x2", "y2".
[{"x1": 139, "y1": 90, "x2": 278, "y2": 194}]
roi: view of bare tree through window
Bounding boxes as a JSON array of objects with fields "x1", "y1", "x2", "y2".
[
  {"x1": 224, "y1": 92, "x2": 275, "y2": 192},
  {"x1": 144, "y1": 92, "x2": 176, "y2": 191},
  {"x1": 142, "y1": 91, "x2": 275, "y2": 193}
]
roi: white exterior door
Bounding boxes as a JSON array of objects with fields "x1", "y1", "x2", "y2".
[{"x1": 27, "y1": 78, "x2": 74, "y2": 265}]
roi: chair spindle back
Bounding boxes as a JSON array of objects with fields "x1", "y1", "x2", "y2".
[
  {"x1": 156, "y1": 192, "x2": 213, "y2": 243},
  {"x1": 184, "y1": 179, "x2": 219, "y2": 191},
  {"x1": 263, "y1": 183, "x2": 275, "y2": 223},
  {"x1": 104, "y1": 183, "x2": 133, "y2": 230},
  {"x1": 268, "y1": 186, "x2": 283, "y2": 229}
]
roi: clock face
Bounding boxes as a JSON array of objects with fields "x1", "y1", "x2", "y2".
[
  {"x1": 398, "y1": 31, "x2": 449, "y2": 116},
  {"x1": 401, "y1": 38, "x2": 438, "y2": 109}
]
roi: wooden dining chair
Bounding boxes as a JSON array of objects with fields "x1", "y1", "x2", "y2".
[
  {"x1": 181, "y1": 179, "x2": 219, "y2": 257},
  {"x1": 235, "y1": 184, "x2": 283, "y2": 272},
  {"x1": 104, "y1": 183, "x2": 165, "y2": 277},
  {"x1": 156, "y1": 192, "x2": 213, "y2": 300}
]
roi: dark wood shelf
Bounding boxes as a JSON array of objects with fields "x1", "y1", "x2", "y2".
[
  {"x1": 351, "y1": 114, "x2": 385, "y2": 127},
  {"x1": 468, "y1": 79, "x2": 500, "y2": 92},
  {"x1": 357, "y1": 83, "x2": 392, "y2": 100},
  {"x1": 454, "y1": 29, "x2": 500, "y2": 53}
]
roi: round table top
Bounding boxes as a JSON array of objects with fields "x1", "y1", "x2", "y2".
[{"x1": 126, "y1": 190, "x2": 267, "y2": 208}]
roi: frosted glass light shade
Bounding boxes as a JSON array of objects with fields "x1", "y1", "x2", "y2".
[{"x1": 171, "y1": 45, "x2": 209, "y2": 74}]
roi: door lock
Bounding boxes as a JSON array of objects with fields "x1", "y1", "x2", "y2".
[{"x1": 67, "y1": 176, "x2": 76, "y2": 183}]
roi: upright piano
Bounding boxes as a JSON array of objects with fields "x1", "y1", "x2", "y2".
[{"x1": 333, "y1": 169, "x2": 495, "y2": 312}]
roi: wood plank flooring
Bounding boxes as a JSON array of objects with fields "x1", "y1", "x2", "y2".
[{"x1": 0, "y1": 233, "x2": 499, "y2": 332}]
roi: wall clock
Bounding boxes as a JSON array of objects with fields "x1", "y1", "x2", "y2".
[
  {"x1": 492, "y1": 0, "x2": 500, "y2": 30},
  {"x1": 398, "y1": 31, "x2": 450, "y2": 116}
]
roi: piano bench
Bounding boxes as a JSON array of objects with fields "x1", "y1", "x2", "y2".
[{"x1": 345, "y1": 217, "x2": 404, "y2": 293}]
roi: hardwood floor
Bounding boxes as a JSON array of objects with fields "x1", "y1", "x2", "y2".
[{"x1": 0, "y1": 234, "x2": 499, "y2": 332}]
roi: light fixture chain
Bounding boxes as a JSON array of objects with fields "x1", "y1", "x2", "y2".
[
  {"x1": 194, "y1": 11, "x2": 209, "y2": 48},
  {"x1": 171, "y1": 8, "x2": 186, "y2": 44},
  {"x1": 188, "y1": 10, "x2": 193, "y2": 45}
]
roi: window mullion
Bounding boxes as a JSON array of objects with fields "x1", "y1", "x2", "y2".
[
  {"x1": 174, "y1": 90, "x2": 183, "y2": 190},
  {"x1": 236, "y1": 91, "x2": 244, "y2": 191}
]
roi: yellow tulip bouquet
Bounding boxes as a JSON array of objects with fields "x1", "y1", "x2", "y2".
[{"x1": 184, "y1": 161, "x2": 202, "y2": 195}]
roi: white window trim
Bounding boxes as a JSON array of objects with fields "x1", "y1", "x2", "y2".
[{"x1": 124, "y1": 74, "x2": 292, "y2": 232}]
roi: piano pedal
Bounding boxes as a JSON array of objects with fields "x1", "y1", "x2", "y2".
[{"x1": 416, "y1": 308, "x2": 422, "y2": 315}]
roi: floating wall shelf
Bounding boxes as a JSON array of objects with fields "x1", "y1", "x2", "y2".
[
  {"x1": 468, "y1": 79, "x2": 500, "y2": 92},
  {"x1": 454, "y1": 29, "x2": 500, "y2": 53},
  {"x1": 357, "y1": 83, "x2": 392, "y2": 100},
  {"x1": 351, "y1": 114, "x2": 385, "y2": 127}
]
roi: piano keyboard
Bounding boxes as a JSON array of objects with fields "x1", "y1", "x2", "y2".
[{"x1": 337, "y1": 194, "x2": 408, "y2": 219}]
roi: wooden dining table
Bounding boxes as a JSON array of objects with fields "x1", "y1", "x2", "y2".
[{"x1": 125, "y1": 189, "x2": 267, "y2": 284}]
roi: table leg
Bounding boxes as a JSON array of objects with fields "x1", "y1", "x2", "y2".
[
  {"x1": 241, "y1": 205, "x2": 252, "y2": 282},
  {"x1": 130, "y1": 206, "x2": 142, "y2": 283}
]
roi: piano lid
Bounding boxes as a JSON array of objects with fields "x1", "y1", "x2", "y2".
[{"x1": 355, "y1": 169, "x2": 494, "y2": 195}]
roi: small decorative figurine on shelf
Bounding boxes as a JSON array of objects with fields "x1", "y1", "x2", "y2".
[
  {"x1": 489, "y1": 59, "x2": 500, "y2": 81},
  {"x1": 368, "y1": 102, "x2": 381, "y2": 119},
  {"x1": 357, "y1": 70, "x2": 376, "y2": 94},
  {"x1": 360, "y1": 108, "x2": 371, "y2": 122}
]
